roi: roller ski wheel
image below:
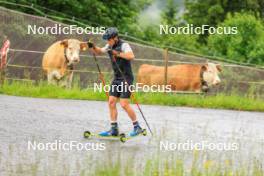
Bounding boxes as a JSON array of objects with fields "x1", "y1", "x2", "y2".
[
  {"x1": 120, "y1": 133, "x2": 127, "y2": 143},
  {"x1": 83, "y1": 131, "x2": 91, "y2": 138},
  {"x1": 142, "y1": 129, "x2": 147, "y2": 136}
]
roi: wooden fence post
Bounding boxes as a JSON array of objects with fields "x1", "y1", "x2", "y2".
[
  {"x1": 163, "y1": 48, "x2": 168, "y2": 87},
  {"x1": 0, "y1": 65, "x2": 5, "y2": 86}
]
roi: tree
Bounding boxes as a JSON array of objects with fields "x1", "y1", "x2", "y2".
[
  {"x1": 3, "y1": 0, "x2": 152, "y2": 34},
  {"x1": 185, "y1": 0, "x2": 264, "y2": 26},
  {"x1": 162, "y1": 0, "x2": 178, "y2": 25},
  {"x1": 184, "y1": 0, "x2": 264, "y2": 43},
  {"x1": 208, "y1": 13, "x2": 264, "y2": 65}
]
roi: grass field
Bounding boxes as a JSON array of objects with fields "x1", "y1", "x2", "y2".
[
  {"x1": 1, "y1": 141, "x2": 263, "y2": 176},
  {"x1": 0, "y1": 81, "x2": 264, "y2": 112}
]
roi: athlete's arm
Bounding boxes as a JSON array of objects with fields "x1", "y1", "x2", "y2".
[
  {"x1": 118, "y1": 43, "x2": 135, "y2": 60},
  {"x1": 118, "y1": 51, "x2": 135, "y2": 60},
  {"x1": 88, "y1": 41, "x2": 108, "y2": 55},
  {"x1": 91, "y1": 46, "x2": 104, "y2": 55}
]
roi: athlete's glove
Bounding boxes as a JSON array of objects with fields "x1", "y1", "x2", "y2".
[
  {"x1": 109, "y1": 49, "x2": 120, "y2": 57},
  {"x1": 87, "y1": 39, "x2": 95, "y2": 49}
]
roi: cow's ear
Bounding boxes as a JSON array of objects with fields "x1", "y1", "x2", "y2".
[
  {"x1": 216, "y1": 64, "x2": 222, "y2": 72},
  {"x1": 60, "y1": 40, "x2": 68, "y2": 48},
  {"x1": 80, "y1": 42, "x2": 88, "y2": 51}
]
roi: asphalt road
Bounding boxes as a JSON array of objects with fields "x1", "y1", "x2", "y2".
[{"x1": 0, "y1": 95, "x2": 263, "y2": 175}]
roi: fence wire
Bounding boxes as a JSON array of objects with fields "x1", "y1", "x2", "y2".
[{"x1": 0, "y1": 5, "x2": 264, "y2": 98}]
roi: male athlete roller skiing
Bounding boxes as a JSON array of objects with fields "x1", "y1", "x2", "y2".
[{"x1": 88, "y1": 27, "x2": 143, "y2": 137}]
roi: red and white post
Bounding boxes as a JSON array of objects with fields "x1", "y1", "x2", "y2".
[{"x1": 0, "y1": 38, "x2": 10, "y2": 85}]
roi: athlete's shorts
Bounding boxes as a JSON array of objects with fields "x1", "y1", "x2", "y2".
[{"x1": 109, "y1": 78, "x2": 133, "y2": 99}]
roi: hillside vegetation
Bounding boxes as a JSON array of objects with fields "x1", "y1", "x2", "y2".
[{"x1": 1, "y1": 0, "x2": 264, "y2": 66}]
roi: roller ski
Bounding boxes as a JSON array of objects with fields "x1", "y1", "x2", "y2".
[
  {"x1": 83, "y1": 130, "x2": 126, "y2": 142},
  {"x1": 84, "y1": 123, "x2": 125, "y2": 141},
  {"x1": 119, "y1": 127, "x2": 147, "y2": 143},
  {"x1": 83, "y1": 122, "x2": 147, "y2": 143},
  {"x1": 83, "y1": 129, "x2": 147, "y2": 143}
]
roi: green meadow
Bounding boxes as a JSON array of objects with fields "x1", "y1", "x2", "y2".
[{"x1": 0, "y1": 81, "x2": 263, "y2": 112}]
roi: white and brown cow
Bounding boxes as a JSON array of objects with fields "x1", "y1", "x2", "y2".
[
  {"x1": 137, "y1": 62, "x2": 222, "y2": 92},
  {"x1": 42, "y1": 39, "x2": 87, "y2": 88}
]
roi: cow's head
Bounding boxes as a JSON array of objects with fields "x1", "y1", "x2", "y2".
[
  {"x1": 202, "y1": 62, "x2": 222, "y2": 87},
  {"x1": 60, "y1": 39, "x2": 87, "y2": 65}
]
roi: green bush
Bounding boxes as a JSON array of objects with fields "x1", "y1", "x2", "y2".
[{"x1": 208, "y1": 13, "x2": 264, "y2": 65}]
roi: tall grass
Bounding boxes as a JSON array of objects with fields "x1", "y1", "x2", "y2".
[
  {"x1": 0, "y1": 81, "x2": 264, "y2": 111},
  {"x1": 1, "y1": 145, "x2": 263, "y2": 176},
  {"x1": 93, "y1": 156, "x2": 263, "y2": 176}
]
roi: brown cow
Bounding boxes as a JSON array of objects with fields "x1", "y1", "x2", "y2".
[
  {"x1": 137, "y1": 63, "x2": 222, "y2": 92},
  {"x1": 42, "y1": 39, "x2": 87, "y2": 88}
]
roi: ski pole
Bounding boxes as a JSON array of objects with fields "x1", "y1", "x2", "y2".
[
  {"x1": 91, "y1": 52, "x2": 109, "y2": 98},
  {"x1": 111, "y1": 53, "x2": 153, "y2": 136}
]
